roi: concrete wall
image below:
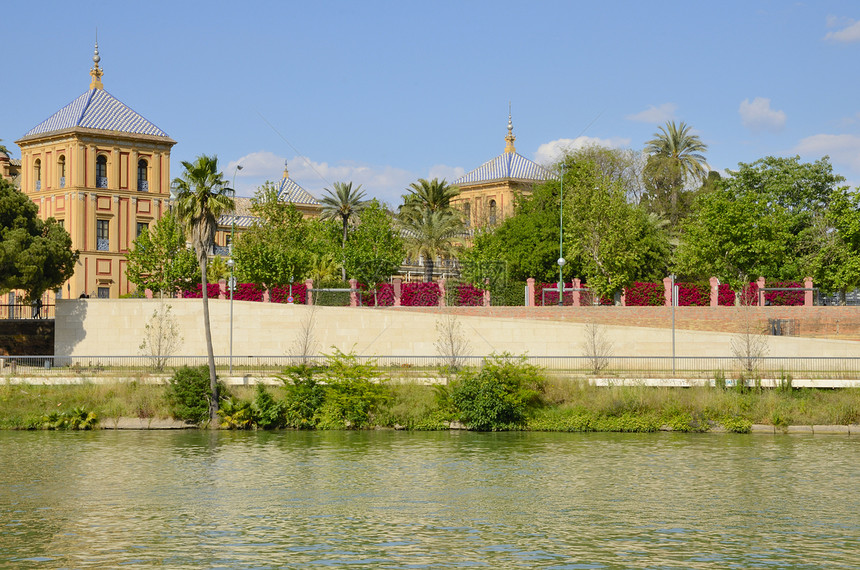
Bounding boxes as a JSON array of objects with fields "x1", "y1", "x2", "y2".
[{"x1": 55, "y1": 299, "x2": 859, "y2": 358}]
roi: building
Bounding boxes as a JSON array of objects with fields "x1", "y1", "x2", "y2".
[
  {"x1": 0, "y1": 150, "x2": 21, "y2": 186},
  {"x1": 214, "y1": 161, "x2": 322, "y2": 255},
  {"x1": 451, "y1": 114, "x2": 553, "y2": 228},
  {"x1": 14, "y1": 43, "x2": 176, "y2": 299}
]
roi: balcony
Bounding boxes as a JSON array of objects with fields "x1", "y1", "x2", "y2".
[
  {"x1": 96, "y1": 176, "x2": 108, "y2": 188},
  {"x1": 138, "y1": 180, "x2": 149, "y2": 191},
  {"x1": 213, "y1": 245, "x2": 230, "y2": 257},
  {"x1": 60, "y1": 176, "x2": 65, "y2": 188},
  {"x1": 97, "y1": 238, "x2": 110, "y2": 251},
  {"x1": 36, "y1": 181, "x2": 41, "y2": 191}
]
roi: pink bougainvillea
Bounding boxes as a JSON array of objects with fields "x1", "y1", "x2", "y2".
[
  {"x1": 359, "y1": 283, "x2": 395, "y2": 307},
  {"x1": 401, "y1": 282, "x2": 441, "y2": 306},
  {"x1": 271, "y1": 283, "x2": 307, "y2": 304},
  {"x1": 676, "y1": 282, "x2": 710, "y2": 307},
  {"x1": 718, "y1": 284, "x2": 735, "y2": 306},
  {"x1": 182, "y1": 283, "x2": 221, "y2": 299},
  {"x1": 763, "y1": 281, "x2": 804, "y2": 306},
  {"x1": 624, "y1": 282, "x2": 663, "y2": 306},
  {"x1": 456, "y1": 283, "x2": 485, "y2": 306}
]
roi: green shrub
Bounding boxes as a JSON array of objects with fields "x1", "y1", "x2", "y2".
[
  {"x1": 41, "y1": 407, "x2": 99, "y2": 430},
  {"x1": 720, "y1": 415, "x2": 752, "y2": 433},
  {"x1": 450, "y1": 354, "x2": 545, "y2": 431},
  {"x1": 315, "y1": 349, "x2": 390, "y2": 429},
  {"x1": 714, "y1": 370, "x2": 727, "y2": 390},
  {"x1": 166, "y1": 366, "x2": 220, "y2": 423},
  {"x1": 280, "y1": 364, "x2": 327, "y2": 428},
  {"x1": 218, "y1": 397, "x2": 255, "y2": 429}
]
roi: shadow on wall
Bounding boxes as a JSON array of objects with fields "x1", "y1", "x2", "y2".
[{"x1": 54, "y1": 300, "x2": 88, "y2": 363}]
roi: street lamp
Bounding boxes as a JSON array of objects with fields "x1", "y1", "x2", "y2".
[
  {"x1": 230, "y1": 165, "x2": 243, "y2": 254},
  {"x1": 558, "y1": 163, "x2": 565, "y2": 306},
  {"x1": 227, "y1": 257, "x2": 235, "y2": 375}
]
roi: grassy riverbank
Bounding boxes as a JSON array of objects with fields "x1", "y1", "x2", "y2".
[{"x1": 2, "y1": 377, "x2": 859, "y2": 432}]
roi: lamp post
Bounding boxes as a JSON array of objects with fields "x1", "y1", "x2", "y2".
[
  {"x1": 230, "y1": 165, "x2": 243, "y2": 254},
  {"x1": 558, "y1": 163, "x2": 565, "y2": 306},
  {"x1": 227, "y1": 257, "x2": 235, "y2": 376},
  {"x1": 670, "y1": 273, "x2": 676, "y2": 376}
]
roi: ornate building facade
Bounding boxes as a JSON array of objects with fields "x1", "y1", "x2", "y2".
[
  {"x1": 451, "y1": 115, "x2": 553, "y2": 228},
  {"x1": 14, "y1": 44, "x2": 176, "y2": 299}
]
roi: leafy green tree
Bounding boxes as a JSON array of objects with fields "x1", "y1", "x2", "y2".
[
  {"x1": 343, "y1": 200, "x2": 404, "y2": 303},
  {"x1": 0, "y1": 178, "x2": 78, "y2": 301},
  {"x1": 643, "y1": 121, "x2": 709, "y2": 226},
  {"x1": 233, "y1": 182, "x2": 316, "y2": 288},
  {"x1": 320, "y1": 181, "x2": 368, "y2": 280},
  {"x1": 172, "y1": 154, "x2": 234, "y2": 423},
  {"x1": 126, "y1": 212, "x2": 196, "y2": 296},
  {"x1": 677, "y1": 156, "x2": 847, "y2": 289}
]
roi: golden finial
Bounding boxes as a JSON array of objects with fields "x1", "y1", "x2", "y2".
[
  {"x1": 504, "y1": 103, "x2": 516, "y2": 153},
  {"x1": 89, "y1": 37, "x2": 104, "y2": 90},
  {"x1": 283, "y1": 160, "x2": 289, "y2": 179}
]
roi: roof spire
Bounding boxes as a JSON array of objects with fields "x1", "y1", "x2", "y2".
[
  {"x1": 283, "y1": 160, "x2": 290, "y2": 179},
  {"x1": 89, "y1": 34, "x2": 104, "y2": 90},
  {"x1": 504, "y1": 102, "x2": 516, "y2": 153}
]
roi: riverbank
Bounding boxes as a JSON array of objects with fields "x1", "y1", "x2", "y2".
[{"x1": 2, "y1": 380, "x2": 859, "y2": 433}]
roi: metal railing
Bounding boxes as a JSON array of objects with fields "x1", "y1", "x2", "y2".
[
  {"x1": 1, "y1": 355, "x2": 859, "y2": 380},
  {"x1": 0, "y1": 303, "x2": 56, "y2": 319}
]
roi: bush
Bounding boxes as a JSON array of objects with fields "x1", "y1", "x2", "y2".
[
  {"x1": 166, "y1": 365, "x2": 220, "y2": 423},
  {"x1": 280, "y1": 364, "x2": 327, "y2": 428},
  {"x1": 315, "y1": 349, "x2": 390, "y2": 429},
  {"x1": 624, "y1": 282, "x2": 663, "y2": 306},
  {"x1": 401, "y1": 282, "x2": 441, "y2": 306},
  {"x1": 450, "y1": 354, "x2": 545, "y2": 431}
]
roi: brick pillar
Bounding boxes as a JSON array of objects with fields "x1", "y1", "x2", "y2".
[
  {"x1": 620, "y1": 288, "x2": 626, "y2": 307},
  {"x1": 393, "y1": 277, "x2": 402, "y2": 307},
  {"x1": 572, "y1": 278, "x2": 581, "y2": 307},
  {"x1": 804, "y1": 276, "x2": 814, "y2": 307},
  {"x1": 663, "y1": 277, "x2": 673, "y2": 307},
  {"x1": 305, "y1": 278, "x2": 313, "y2": 305},
  {"x1": 218, "y1": 279, "x2": 227, "y2": 300},
  {"x1": 526, "y1": 278, "x2": 535, "y2": 307},
  {"x1": 263, "y1": 288, "x2": 271, "y2": 303},
  {"x1": 756, "y1": 276, "x2": 766, "y2": 306},
  {"x1": 709, "y1": 277, "x2": 720, "y2": 307},
  {"x1": 349, "y1": 279, "x2": 358, "y2": 307},
  {"x1": 438, "y1": 278, "x2": 446, "y2": 308},
  {"x1": 145, "y1": 288, "x2": 153, "y2": 299},
  {"x1": 483, "y1": 278, "x2": 491, "y2": 307}
]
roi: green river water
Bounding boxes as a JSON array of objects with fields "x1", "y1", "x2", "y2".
[{"x1": 1, "y1": 430, "x2": 858, "y2": 568}]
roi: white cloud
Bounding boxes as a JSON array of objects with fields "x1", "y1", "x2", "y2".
[
  {"x1": 824, "y1": 18, "x2": 860, "y2": 43},
  {"x1": 793, "y1": 134, "x2": 860, "y2": 175},
  {"x1": 534, "y1": 136, "x2": 632, "y2": 165},
  {"x1": 739, "y1": 97, "x2": 786, "y2": 133},
  {"x1": 428, "y1": 164, "x2": 466, "y2": 183},
  {"x1": 626, "y1": 103, "x2": 677, "y2": 124}
]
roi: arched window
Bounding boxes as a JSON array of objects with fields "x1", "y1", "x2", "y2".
[
  {"x1": 489, "y1": 199, "x2": 497, "y2": 226},
  {"x1": 34, "y1": 159, "x2": 42, "y2": 191},
  {"x1": 463, "y1": 202, "x2": 471, "y2": 228},
  {"x1": 96, "y1": 155, "x2": 108, "y2": 188},
  {"x1": 58, "y1": 155, "x2": 66, "y2": 188},
  {"x1": 137, "y1": 159, "x2": 148, "y2": 191}
]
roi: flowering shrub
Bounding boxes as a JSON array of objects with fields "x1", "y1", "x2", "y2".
[
  {"x1": 359, "y1": 283, "x2": 394, "y2": 307},
  {"x1": 182, "y1": 283, "x2": 221, "y2": 298},
  {"x1": 271, "y1": 283, "x2": 307, "y2": 304},
  {"x1": 233, "y1": 283, "x2": 264, "y2": 302},
  {"x1": 764, "y1": 281, "x2": 804, "y2": 306},
  {"x1": 717, "y1": 284, "x2": 735, "y2": 306},
  {"x1": 401, "y1": 282, "x2": 441, "y2": 306},
  {"x1": 738, "y1": 282, "x2": 759, "y2": 306},
  {"x1": 456, "y1": 283, "x2": 485, "y2": 306},
  {"x1": 624, "y1": 282, "x2": 663, "y2": 306},
  {"x1": 538, "y1": 283, "x2": 574, "y2": 306},
  {"x1": 676, "y1": 282, "x2": 709, "y2": 307}
]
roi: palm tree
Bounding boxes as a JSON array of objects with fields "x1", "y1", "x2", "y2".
[
  {"x1": 400, "y1": 178, "x2": 459, "y2": 218},
  {"x1": 172, "y1": 154, "x2": 234, "y2": 424},
  {"x1": 0, "y1": 139, "x2": 9, "y2": 157},
  {"x1": 644, "y1": 121, "x2": 709, "y2": 226},
  {"x1": 399, "y1": 209, "x2": 463, "y2": 282},
  {"x1": 320, "y1": 181, "x2": 368, "y2": 280}
]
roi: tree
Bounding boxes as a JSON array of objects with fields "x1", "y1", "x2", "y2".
[
  {"x1": 126, "y1": 212, "x2": 196, "y2": 296},
  {"x1": 400, "y1": 178, "x2": 459, "y2": 217},
  {"x1": 320, "y1": 181, "x2": 368, "y2": 280},
  {"x1": 677, "y1": 156, "x2": 847, "y2": 289},
  {"x1": 172, "y1": 154, "x2": 234, "y2": 424},
  {"x1": 342, "y1": 200, "x2": 404, "y2": 303},
  {"x1": 643, "y1": 121, "x2": 709, "y2": 226},
  {"x1": 0, "y1": 178, "x2": 78, "y2": 301},
  {"x1": 399, "y1": 209, "x2": 462, "y2": 283},
  {"x1": 233, "y1": 182, "x2": 317, "y2": 288},
  {"x1": 0, "y1": 139, "x2": 9, "y2": 157}
]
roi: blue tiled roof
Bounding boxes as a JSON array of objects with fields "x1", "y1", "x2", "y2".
[
  {"x1": 217, "y1": 215, "x2": 258, "y2": 228},
  {"x1": 454, "y1": 152, "x2": 553, "y2": 186},
  {"x1": 23, "y1": 89, "x2": 170, "y2": 138},
  {"x1": 277, "y1": 177, "x2": 319, "y2": 205}
]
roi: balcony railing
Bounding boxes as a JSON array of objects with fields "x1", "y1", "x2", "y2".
[
  {"x1": 96, "y1": 176, "x2": 108, "y2": 188},
  {"x1": 213, "y1": 245, "x2": 230, "y2": 257},
  {"x1": 138, "y1": 180, "x2": 149, "y2": 191},
  {"x1": 36, "y1": 181, "x2": 41, "y2": 191},
  {"x1": 97, "y1": 238, "x2": 110, "y2": 251},
  {"x1": 60, "y1": 177, "x2": 65, "y2": 188}
]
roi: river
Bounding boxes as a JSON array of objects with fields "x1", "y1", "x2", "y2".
[{"x1": 1, "y1": 430, "x2": 858, "y2": 568}]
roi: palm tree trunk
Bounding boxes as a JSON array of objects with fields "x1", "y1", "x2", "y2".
[
  {"x1": 424, "y1": 257, "x2": 434, "y2": 283},
  {"x1": 200, "y1": 257, "x2": 218, "y2": 425},
  {"x1": 341, "y1": 215, "x2": 348, "y2": 281}
]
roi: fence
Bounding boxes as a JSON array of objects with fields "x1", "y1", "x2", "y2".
[
  {"x1": 0, "y1": 303, "x2": 56, "y2": 320},
  {"x1": 2, "y1": 354, "x2": 860, "y2": 380}
]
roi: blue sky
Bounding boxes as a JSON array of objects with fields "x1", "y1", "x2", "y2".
[{"x1": 3, "y1": 1, "x2": 860, "y2": 205}]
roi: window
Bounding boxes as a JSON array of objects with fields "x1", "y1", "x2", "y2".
[
  {"x1": 463, "y1": 202, "x2": 471, "y2": 228},
  {"x1": 97, "y1": 287, "x2": 110, "y2": 299},
  {"x1": 58, "y1": 155, "x2": 66, "y2": 188},
  {"x1": 137, "y1": 159, "x2": 148, "y2": 191},
  {"x1": 34, "y1": 159, "x2": 42, "y2": 190},
  {"x1": 56, "y1": 219, "x2": 64, "y2": 229},
  {"x1": 96, "y1": 155, "x2": 108, "y2": 188},
  {"x1": 97, "y1": 219, "x2": 110, "y2": 251},
  {"x1": 489, "y1": 199, "x2": 497, "y2": 226},
  {"x1": 136, "y1": 222, "x2": 148, "y2": 237}
]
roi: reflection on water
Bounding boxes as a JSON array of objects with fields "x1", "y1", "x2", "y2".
[{"x1": 1, "y1": 430, "x2": 858, "y2": 568}]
